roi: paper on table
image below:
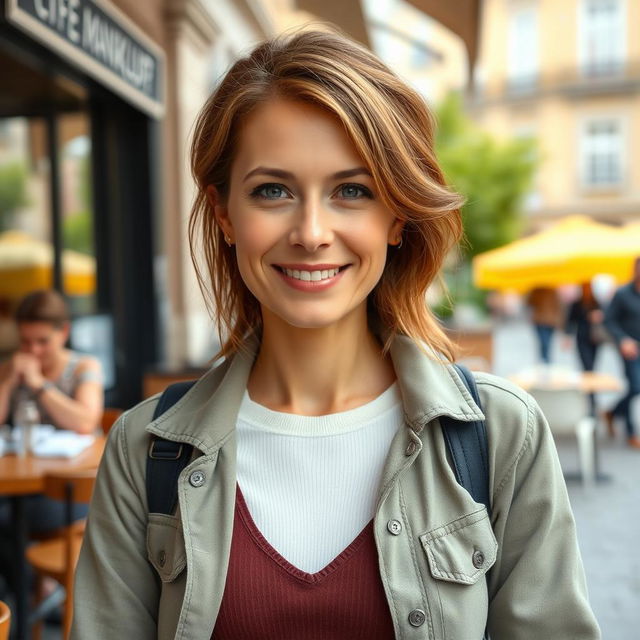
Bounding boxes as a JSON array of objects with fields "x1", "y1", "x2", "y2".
[
  {"x1": 32, "y1": 431, "x2": 95, "y2": 458},
  {"x1": 0, "y1": 424, "x2": 55, "y2": 455}
]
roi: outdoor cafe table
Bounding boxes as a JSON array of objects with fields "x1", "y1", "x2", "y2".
[
  {"x1": 508, "y1": 369, "x2": 623, "y2": 483},
  {"x1": 508, "y1": 369, "x2": 623, "y2": 395},
  {"x1": 0, "y1": 436, "x2": 105, "y2": 640}
]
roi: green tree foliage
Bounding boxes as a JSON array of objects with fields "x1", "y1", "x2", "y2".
[
  {"x1": 435, "y1": 93, "x2": 538, "y2": 258},
  {"x1": 0, "y1": 161, "x2": 28, "y2": 231},
  {"x1": 63, "y1": 150, "x2": 94, "y2": 255},
  {"x1": 63, "y1": 210, "x2": 93, "y2": 254}
]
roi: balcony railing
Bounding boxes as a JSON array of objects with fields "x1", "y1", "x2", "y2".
[{"x1": 472, "y1": 60, "x2": 640, "y2": 104}]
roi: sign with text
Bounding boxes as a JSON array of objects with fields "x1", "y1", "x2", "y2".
[{"x1": 7, "y1": 0, "x2": 164, "y2": 118}]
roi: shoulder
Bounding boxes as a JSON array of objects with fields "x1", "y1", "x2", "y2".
[
  {"x1": 103, "y1": 395, "x2": 161, "y2": 483},
  {"x1": 613, "y1": 283, "x2": 633, "y2": 300},
  {"x1": 71, "y1": 352, "x2": 101, "y2": 373},
  {"x1": 110, "y1": 359, "x2": 231, "y2": 448},
  {"x1": 473, "y1": 371, "x2": 532, "y2": 417},
  {"x1": 471, "y1": 372, "x2": 544, "y2": 482}
]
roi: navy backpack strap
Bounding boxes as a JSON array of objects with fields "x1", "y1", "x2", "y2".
[
  {"x1": 440, "y1": 364, "x2": 491, "y2": 515},
  {"x1": 146, "y1": 381, "x2": 196, "y2": 515},
  {"x1": 441, "y1": 364, "x2": 492, "y2": 639}
]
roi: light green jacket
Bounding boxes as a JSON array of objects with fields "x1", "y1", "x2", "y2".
[{"x1": 72, "y1": 335, "x2": 600, "y2": 639}]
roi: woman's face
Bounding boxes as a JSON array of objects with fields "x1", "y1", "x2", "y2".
[
  {"x1": 212, "y1": 98, "x2": 403, "y2": 331},
  {"x1": 18, "y1": 322, "x2": 68, "y2": 367}
]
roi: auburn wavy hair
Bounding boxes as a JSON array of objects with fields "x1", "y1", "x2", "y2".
[{"x1": 189, "y1": 29, "x2": 463, "y2": 361}]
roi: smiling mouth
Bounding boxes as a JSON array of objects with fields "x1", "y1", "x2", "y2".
[{"x1": 273, "y1": 265, "x2": 350, "y2": 282}]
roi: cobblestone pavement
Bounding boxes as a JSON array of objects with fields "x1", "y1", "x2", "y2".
[{"x1": 493, "y1": 318, "x2": 640, "y2": 640}]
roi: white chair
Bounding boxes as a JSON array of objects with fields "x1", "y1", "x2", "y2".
[{"x1": 528, "y1": 387, "x2": 596, "y2": 486}]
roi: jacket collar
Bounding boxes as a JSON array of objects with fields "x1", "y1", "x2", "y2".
[
  {"x1": 389, "y1": 334, "x2": 484, "y2": 432},
  {"x1": 146, "y1": 333, "x2": 484, "y2": 453}
]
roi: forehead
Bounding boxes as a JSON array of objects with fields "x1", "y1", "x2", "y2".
[
  {"x1": 19, "y1": 322, "x2": 58, "y2": 338},
  {"x1": 231, "y1": 98, "x2": 365, "y2": 174}
]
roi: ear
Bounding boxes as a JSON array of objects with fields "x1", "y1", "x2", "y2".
[
  {"x1": 206, "y1": 185, "x2": 233, "y2": 242},
  {"x1": 60, "y1": 322, "x2": 71, "y2": 344},
  {"x1": 388, "y1": 218, "x2": 405, "y2": 246}
]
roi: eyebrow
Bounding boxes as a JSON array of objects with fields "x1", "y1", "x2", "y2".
[{"x1": 242, "y1": 166, "x2": 372, "y2": 182}]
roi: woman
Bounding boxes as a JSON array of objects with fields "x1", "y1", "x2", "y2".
[
  {"x1": 563, "y1": 282, "x2": 605, "y2": 415},
  {"x1": 72, "y1": 31, "x2": 599, "y2": 639},
  {"x1": 0, "y1": 289, "x2": 103, "y2": 435},
  {"x1": 0, "y1": 290, "x2": 103, "y2": 600},
  {"x1": 564, "y1": 283, "x2": 604, "y2": 373},
  {"x1": 0, "y1": 290, "x2": 103, "y2": 534}
]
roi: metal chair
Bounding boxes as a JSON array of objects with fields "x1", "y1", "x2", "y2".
[
  {"x1": 26, "y1": 468, "x2": 97, "y2": 639},
  {"x1": 529, "y1": 387, "x2": 596, "y2": 485}
]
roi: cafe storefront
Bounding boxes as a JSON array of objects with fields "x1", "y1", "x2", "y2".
[{"x1": 0, "y1": 0, "x2": 165, "y2": 408}]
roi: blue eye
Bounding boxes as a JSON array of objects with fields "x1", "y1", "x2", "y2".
[
  {"x1": 250, "y1": 183, "x2": 289, "y2": 199},
  {"x1": 338, "y1": 183, "x2": 373, "y2": 199}
]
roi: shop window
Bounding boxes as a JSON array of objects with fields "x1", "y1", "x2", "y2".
[
  {"x1": 60, "y1": 112, "x2": 97, "y2": 316},
  {"x1": 579, "y1": 0, "x2": 625, "y2": 77},
  {"x1": 0, "y1": 117, "x2": 53, "y2": 313}
]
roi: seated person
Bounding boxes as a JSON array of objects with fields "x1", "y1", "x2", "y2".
[
  {"x1": 0, "y1": 289, "x2": 103, "y2": 434},
  {"x1": 0, "y1": 290, "x2": 104, "y2": 595}
]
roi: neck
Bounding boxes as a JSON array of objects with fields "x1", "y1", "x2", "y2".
[
  {"x1": 41, "y1": 350, "x2": 67, "y2": 379},
  {"x1": 248, "y1": 308, "x2": 395, "y2": 416}
]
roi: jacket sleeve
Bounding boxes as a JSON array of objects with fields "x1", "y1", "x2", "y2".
[
  {"x1": 486, "y1": 392, "x2": 601, "y2": 639},
  {"x1": 604, "y1": 291, "x2": 626, "y2": 344},
  {"x1": 71, "y1": 411, "x2": 159, "y2": 639}
]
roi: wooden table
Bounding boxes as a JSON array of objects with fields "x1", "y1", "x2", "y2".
[
  {"x1": 508, "y1": 369, "x2": 623, "y2": 484},
  {"x1": 509, "y1": 369, "x2": 623, "y2": 394},
  {"x1": 0, "y1": 437, "x2": 105, "y2": 640}
]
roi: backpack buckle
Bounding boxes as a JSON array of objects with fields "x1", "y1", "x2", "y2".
[{"x1": 148, "y1": 439, "x2": 184, "y2": 460}]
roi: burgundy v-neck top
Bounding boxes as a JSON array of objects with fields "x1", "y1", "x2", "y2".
[{"x1": 212, "y1": 486, "x2": 396, "y2": 639}]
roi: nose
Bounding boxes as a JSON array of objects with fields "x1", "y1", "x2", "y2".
[{"x1": 288, "y1": 198, "x2": 334, "y2": 252}]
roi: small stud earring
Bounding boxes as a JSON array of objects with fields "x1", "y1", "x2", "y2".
[
  {"x1": 395, "y1": 237, "x2": 403, "y2": 249},
  {"x1": 224, "y1": 234, "x2": 232, "y2": 247}
]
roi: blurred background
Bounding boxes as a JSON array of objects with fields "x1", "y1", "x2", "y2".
[
  {"x1": 1, "y1": 0, "x2": 639, "y2": 404},
  {"x1": 0, "y1": 1, "x2": 639, "y2": 635}
]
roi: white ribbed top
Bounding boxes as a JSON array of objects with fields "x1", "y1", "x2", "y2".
[{"x1": 236, "y1": 383, "x2": 404, "y2": 573}]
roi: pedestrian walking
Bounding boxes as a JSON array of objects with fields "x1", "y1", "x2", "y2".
[
  {"x1": 72, "y1": 30, "x2": 600, "y2": 639},
  {"x1": 563, "y1": 282, "x2": 605, "y2": 413},
  {"x1": 603, "y1": 257, "x2": 640, "y2": 448},
  {"x1": 526, "y1": 286, "x2": 563, "y2": 364}
]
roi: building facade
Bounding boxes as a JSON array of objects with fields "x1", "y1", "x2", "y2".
[
  {"x1": 471, "y1": 0, "x2": 640, "y2": 226},
  {"x1": 0, "y1": 0, "x2": 274, "y2": 406}
]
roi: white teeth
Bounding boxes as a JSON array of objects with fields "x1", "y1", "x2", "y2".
[{"x1": 283, "y1": 267, "x2": 340, "y2": 281}]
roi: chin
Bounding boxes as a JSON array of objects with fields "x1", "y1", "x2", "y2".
[{"x1": 269, "y1": 307, "x2": 346, "y2": 331}]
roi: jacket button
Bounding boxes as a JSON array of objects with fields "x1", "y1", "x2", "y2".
[
  {"x1": 157, "y1": 550, "x2": 167, "y2": 568},
  {"x1": 189, "y1": 470, "x2": 206, "y2": 487},
  {"x1": 405, "y1": 442, "x2": 417, "y2": 456},
  {"x1": 387, "y1": 519, "x2": 402, "y2": 535},
  {"x1": 408, "y1": 609, "x2": 426, "y2": 627},
  {"x1": 472, "y1": 550, "x2": 485, "y2": 569}
]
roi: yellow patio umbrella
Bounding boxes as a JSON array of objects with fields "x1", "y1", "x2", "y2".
[
  {"x1": 472, "y1": 215, "x2": 638, "y2": 293},
  {"x1": 0, "y1": 230, "x2": 96, "y2": 299}
]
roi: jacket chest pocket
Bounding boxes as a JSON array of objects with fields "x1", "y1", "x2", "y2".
[
  {"x1": 146, "y1": 513, "x2": 187, "y2": 583},
  {"x1": 420, "y1": 508, "x2": 497, "y2": 585}
]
